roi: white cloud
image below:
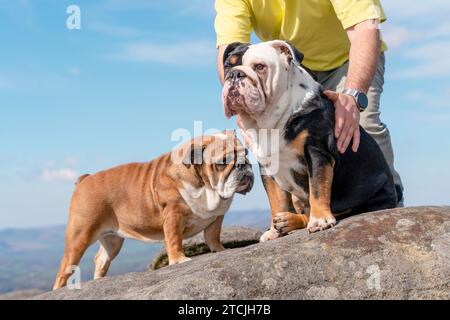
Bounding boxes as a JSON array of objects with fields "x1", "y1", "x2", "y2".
[
  {"x1": 109, "y1": 40, "x2": 216, "y2": 66},
  {"x1": 383, "y1": 0, "x2": 450, "y2": 21},
  {"x1": 393, "y1": 41, "x2": 450, "y2": 78},
  {"x1": 381, "y1": 2, "x2": 450, "y2": 79},
  {"x1": 40, "y1": 168, "x2": 79, "y2": 182},
  {"x1": 425, "y1": 22, "x2": 450, "y2": 39},
  {"x1": 403, "y1": 89, "x2": 450, "y2": 109},
  {"x1": 381, "y1": 1, "x2": 450, "y2": 52},
  {"x1": 382, "y1": 22, "x2": 450, "y2": 50},
  {"x1": 382, "y1": 24, "x2": 413, "y2": 50}
]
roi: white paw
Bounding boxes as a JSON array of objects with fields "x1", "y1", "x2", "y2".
[
  {"x1": 307, "y1": 214, "x2": 336, "y2": 233},
  {"x1": 169, "y1": 256, "x2": 192, "y2": 265},
  {"x1": 260, "y1": 228, "x2": 280, "y2": 242}
]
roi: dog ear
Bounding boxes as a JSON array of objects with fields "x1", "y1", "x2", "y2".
[
  {"x1": 223, "y1": 42, "x2": 249, "y2": 77},
  {"x1": 271, "y1": 40, "x2": 304, "y2": 66},
  {"x1": 183, "y1": 143, "x2": 207, "y2": 168},
  {"x1": 223, "y1": 42, "x2": 244, "y2": 65}
]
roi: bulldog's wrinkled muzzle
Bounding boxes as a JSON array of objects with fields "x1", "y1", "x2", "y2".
[
  {"x1": 236, "y1": 165, "x2": 254, "y2": 195},
  {"x1": 222, "y1": 66, "x2": 266, "y2": 119}
]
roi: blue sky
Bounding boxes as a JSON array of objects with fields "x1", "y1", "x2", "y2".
[{"x1": 0, "y1": 0, "x2": 449, "y2": 228}]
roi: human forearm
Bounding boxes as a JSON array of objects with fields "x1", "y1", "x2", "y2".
[
  {"x1": 345, "y1": 19, "x2": 380, "y2": 93},
  {"x1": 326, "y1": 20, "x2": 381, "y2": 154},
  {"x1": 217, "y1": 45, "x2": 227, "y2": 85}
]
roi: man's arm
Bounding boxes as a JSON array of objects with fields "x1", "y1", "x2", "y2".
[
  {"x1": 215, "y1": 0, "x2": 252, "y2": 83},
  {"x1": 345, "y1": 19, "x2": 380, "y2": 93},
  {"x1": 217, "y1": 44, "x2": 227, "y2": 85},
  {"x1": 324, "y1": 19, "x2": 381, "y2": 153}
]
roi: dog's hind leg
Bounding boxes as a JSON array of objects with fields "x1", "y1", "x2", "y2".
[
  {"x1": 53, "y1": 226, "x2": 97, "y2": 290},
  {"x1": 93, "y1": 234, "x2": 124, "y2": 279},
  {"x1": 305, "y1": 146, "x2": 337, "y2": 233}
]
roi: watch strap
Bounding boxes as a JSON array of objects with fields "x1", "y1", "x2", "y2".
[{"x1": 343, "y1": 88, "x2": 366, "y2": 111}]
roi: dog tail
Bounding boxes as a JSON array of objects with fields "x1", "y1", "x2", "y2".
[{"x1": 75, "y1": 174, "x2": 90, "y2": 186}]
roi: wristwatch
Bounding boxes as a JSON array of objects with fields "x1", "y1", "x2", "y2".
[{"x1": 343, "y1": 88, "x2": 368, "y2": 112}]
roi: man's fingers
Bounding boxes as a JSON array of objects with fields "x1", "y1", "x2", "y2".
[
  {"x1": 335, "y1": 111, "x2": 345, "y2": 138},
  {"x1": 323, "y1": 90, "x2": 340, "y2": 102},
  {"x1": 337, "y1": 122, "x2": 349, "y2": 150},
  {"x1": 352, "y1": 128, "x2": 360, "y2": 152},
  {"x1": 340, "y1": 131, "x2": 353, "y2": 154}
]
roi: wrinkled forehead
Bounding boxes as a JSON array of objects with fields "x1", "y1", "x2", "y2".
[
  {"x1": 243, "y1": 43, "x2": 279, "y2": 64},
  {"x1": 204, "y1": 134, "x2": 246, "y2": 163}
]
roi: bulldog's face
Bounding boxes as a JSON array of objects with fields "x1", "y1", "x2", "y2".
[
  {"x1": 182, "y1": 131, "x2": 254, "y2": 199},
  {"x1": 222, "y1": 40, "x2": 304, "y2": 119}
]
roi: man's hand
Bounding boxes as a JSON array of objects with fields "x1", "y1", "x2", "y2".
[
  {"x1": 323, "y1": 90, "x2": 360, "y2": 154},
  {"x1": 323, "y1": 19, "x2": 380, "y2": 154}
]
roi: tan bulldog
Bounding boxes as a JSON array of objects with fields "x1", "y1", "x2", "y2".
[{"x1": 53, "y1": 131, "x2": 254, "y2": 290}]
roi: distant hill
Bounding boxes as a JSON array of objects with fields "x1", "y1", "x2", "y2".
[{"x1": 0, "y1": 209, "x2": 269, "y2": 293}]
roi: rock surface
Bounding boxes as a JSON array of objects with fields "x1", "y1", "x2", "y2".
[
  {"x1": 150, "y1": 226, "x2": 262, "y2": 270},
  {"x1": 0, "y1": 289, "x2": 44, "y2": 300},
  {"x1": 38, "y1": 206, "x2": 450, "y2": 300}
]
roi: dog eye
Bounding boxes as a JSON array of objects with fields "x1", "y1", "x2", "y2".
[
  {"x1": 215, "y1": 164, "x2": 227, "y2": 171},
  {"x1": 254, "y1": 63, "x2": 265, "y2": 71}
]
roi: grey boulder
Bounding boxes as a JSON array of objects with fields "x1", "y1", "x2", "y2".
[{"x1": 38, "y1": 206, "x2": 450, "y2": 300}]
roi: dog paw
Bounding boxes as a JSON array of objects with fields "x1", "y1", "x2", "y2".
[
  {"x1": 169, "y1": 256, "x2": 192, "y2": 265},
  {"x1": 307, "y1": 214, "x2": 336, "y2": 233},
  {"x1": 209, "y1": 244, "x2": 226, "y2": 252},
  {"x1": 260, "y1": 228, "x2": 280, "y2": 242},
  {"x1": 273, "y1": 212, "x2": 307, "y2": 235}
]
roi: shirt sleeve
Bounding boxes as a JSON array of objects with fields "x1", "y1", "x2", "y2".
[
  {"x1": 330, "y1": 0, "x2": 387, "y2": 30},
  {"x1": 214, "y1": 0, "x2": 253, "y2": 47}
]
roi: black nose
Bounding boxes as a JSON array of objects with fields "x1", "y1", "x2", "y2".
[
  {"x1": 228, "y1": 69, "x2": 246, "y2": 81},
  {"x1": 239, "y1": 172, "x2": 254, "y2": 194},
  {"x1": 237, "y1": 163, "x2": 246, "y2": 170}
]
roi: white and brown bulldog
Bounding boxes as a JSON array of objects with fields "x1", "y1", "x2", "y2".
[
  {"x1": 53, "y1": 131, "x2": 253, "y2": 290},
  {"x1": 222, "y1": 40, "x2": 397, "y2": 242}
]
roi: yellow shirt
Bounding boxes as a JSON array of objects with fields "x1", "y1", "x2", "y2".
[{"x1": 215, "y1": 0, "x2": 387, "y2": 71}]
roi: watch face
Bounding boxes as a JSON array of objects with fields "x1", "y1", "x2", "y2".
[{"x1": 357, "y1": 93, "x2": 369, "y2": 109}]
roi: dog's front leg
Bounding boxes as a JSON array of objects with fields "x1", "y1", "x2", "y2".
[
  {"x1": 259, "y1": 174, "x2": 290, "y2": 241},
  {"x1": 305, "y1": 146, "x2": 336, "y2": 233},
  {"x1": 204, "y1": 215, "x2": 226, "y2": 252},
  {"x1": 163, "y1": 205, "x2": 191, "y2": 265},
  {"x1": 260, "y1": 175, "x2": 308, "y2": 240}
]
